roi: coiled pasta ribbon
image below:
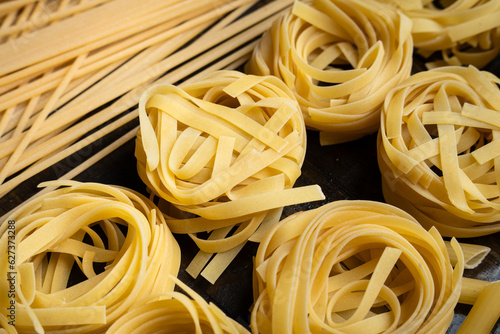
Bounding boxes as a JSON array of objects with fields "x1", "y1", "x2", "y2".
[
  {"x1": 382, "y1": 0, "x2": 500, "y2": 68},
  {"x1": 107, "y1": 275, "x2": 249, "y2": 334},
  {"x1": 136, "y1": 70, "x2": 324, "y2": 282},
  {"x1": 245, "y1": 0, "x2": 413, "y2": 145},
  {"x1": 378, "y1": 65, "x2": 500, "y2": 237},
  {"x1": 250, "y1": 200, "x2": 464, "y2": 334},
  {"x1": 0, "y1": 181, "x2": 180, "y2": 333}
]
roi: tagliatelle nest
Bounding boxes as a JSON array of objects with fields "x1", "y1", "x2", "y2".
[
  {"x1": 250, "y1": 200, "x2": 464, "y2": 334},
  {"x1": 107, "y1": 276, "x2": 249, "y2": 334},
  {"x1": 245, "y1": 0, "x2": 413, "y2": 145},
  {"x1": 378, "y1": 65, "x2": 500, "y2": 238},
  {"x1": 0, "y1": 181, "x2": 180, "y2": 333},
  {"x1": 135, "y1": 70, "x2": 324, "y2": 283},
  {"x1": 383, "y1": 0, "x2": 500, "y2": 69}
]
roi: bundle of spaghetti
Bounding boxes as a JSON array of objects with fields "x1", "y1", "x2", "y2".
[
  {"x1": 377, "y1": 0, "x2": 500, "y2": 69},
  {"x1": 0, "y1": 180, "x2": 180, "y2": 333},
  {"x1": 456, "y1": 280, "x2": 500, "y2": 333},
  {"x1": 245, "y1": 0, "x2": 414, "y2": 145},
  {"x1": 378, "y1": 65, "x2": 500, "y2": 238},
  {"x1": 107, "y1": 275, "x2": 250, "y2": 334},
  {"x1": 0, "y1": 0, "x2": 296, "y2": 220},
  {"x1": 136, "y1": 70, "x2": 325, "y2": 283},
  {"x1": 250, "y1": 200, "x2": 464, "y2": 334},
  {"x1": 0, "y1": 0, "x2": 282, "y2": 198}
]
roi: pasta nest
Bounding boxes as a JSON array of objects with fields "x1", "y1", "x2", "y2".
[
  {"x1": 136, "y1": 70, "x2": 324, "y2": 258},
  {"x1": 107, "y1": 276, "x2": 249, "y2": 334},
  {"x1": 250, "y1": 200, "x2": 464, "y2": 334},
  {"x1": 0, "y1": 181, "x2": 180, "y2": 333},
  {"x1": 245, "y1": 0, "x2": 414, "y2": 145},
  {"x1": 378, "y1": 65, "x2": 500, "y2": 238},
  {"x1": 387, "y1": 0, "x2": 500, "y2": 69}
]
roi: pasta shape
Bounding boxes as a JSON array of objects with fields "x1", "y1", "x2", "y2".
[
  {"x1": 379, "y1": 0, "x2": 500, "y2": 68},
  {"x1": 457, "y1": 280, "x2": 500, "y2": 333},
  {"x1": 378, "y1": 65, "x2": 500, "y2": 237},
  {"x1": 0, "y1": 180, "x2": 180, "y2": 333},
  {"x1": 245, "y1": 0, "x2": 413, "y2": 145},
  {"x1": 107, "y1": 275, "x2": 249, "y2": 334},
  {"x1": 444, "y1": 240, "x2": 490, "y2": 269},
  {"x1": 136, "y1": 70, "x2": 324, "y2": 282},
  {"x1": 459, "y1": 277, "x2": 492, "y2": 305},
  {"x1": 250, "y1": 200, "x2": 464, "y2": 334},
  {"x1": 0, "y1": 0, "x2": 288, "y2": 199}
]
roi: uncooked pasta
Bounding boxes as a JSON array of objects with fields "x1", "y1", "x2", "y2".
[
  {"x1": 250, "y1": 200, "x2": 464, "y2": 333},
  {"x1": 378, "y1": 0, "x2": 500, "y2": 68},
  {"x1": 246, "y1": 0, "x2": 413, "y2": 145},
  {"x1": 107, "y1": 276, "x2": 250, "y2": 334},
  {"x1": 0, "y1": 181, "x2": 180, "y2": 333},
  {"x1": 135, "y1": 70, "x2": 324, "y2": 282},
  {"x1": 378, "y1": 65, "x2": 500, "y2": 237}
]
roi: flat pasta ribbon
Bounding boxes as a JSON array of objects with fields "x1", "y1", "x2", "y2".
[
  {"x1": 245, "y1": 0, "x2": 413, "y2": 145},
  {"x1": 136, "y1": 70, "x2": 324, "y2": 282},
  {"x1": 250, "y1": 200, "x2": 464, "y2": 334},
  {"x1": 0, "y1": 180, "x2": 180, "y2": 333},
  {"x1": 456, "y1": 280, "x2": 500, "y2": 333},
  {"x1": 378, "y1": 65, "x2": 500, "y2": 237},
  {"x1": 107, "y1": 275, "x2": 249, "y2": 334},
  {"x1": 380, "y1": 0, "x2": 500, "y2": 68}
]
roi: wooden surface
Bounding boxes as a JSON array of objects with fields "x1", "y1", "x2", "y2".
[{"x1": 2, "y1": 25, "x2": 500, "y2": 334}]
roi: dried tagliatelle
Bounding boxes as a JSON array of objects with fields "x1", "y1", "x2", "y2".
[
  {"x1": 245, "y1": 0, "x2": 413, "y2": 145},
  {"x1": 378, "y1": 65, "x2": 500, "y2": 238},
  {"x1": 107, "y1": 275, "x2": 249, "y2": 334},
  {"x1": 379, "y1": 0, "x2": 500, "y2": 68},
  {"x1": 250, "y1": 200, "x2": 464, "y2": 334},
  {"x1": 0, "y1": 180, "x2": 180, "y2": 333},
  {"x1": 136, "y1": 70, "x2": 324, "y2": 283}
]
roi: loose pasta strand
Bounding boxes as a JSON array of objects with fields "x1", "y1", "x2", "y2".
[
  {"x1": 0, "y1": 0, "x2": 291, "y2": 200},
  {"x1": 457, "y1": 280, "x2": 500, "y2": 333}
]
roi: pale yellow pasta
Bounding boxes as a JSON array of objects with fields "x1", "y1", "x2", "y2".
[
  {"x1": 0, "y1": 312, "x2": 15, "y2": 334},
  {"x1": 107, "y1": 275, "x2": 249, "y2": 334},
  {"x1": 378, "y1": 65, "x2": 500, "y2": 237},
  {"x1": 0, "y1": 0, "x2": 289, "y2": 199},
  {"x1": 250, "y1": 200, "x2": 464, "y2": 334},
  {"x1": 444, "y1": 240, "x2": 490, "y2": 269},
  {"x1": 0, "y1": 180, "x2": 180, "y2": 333},
  {"x1": 457, "y1": 280, "x2": 500, "y2": 333},
  {"x1": 379, "y1": 0, "x2": 500, "y2": 68},
  {"x1": 136, "y1": 70, "x2": 324, "y2": 282},
  {"x1": 459, "y1": 277, "x2": 491, "y2": 305},
  {"x1": 245, "y1": 0, "x2": 413, "y2": 145}
]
